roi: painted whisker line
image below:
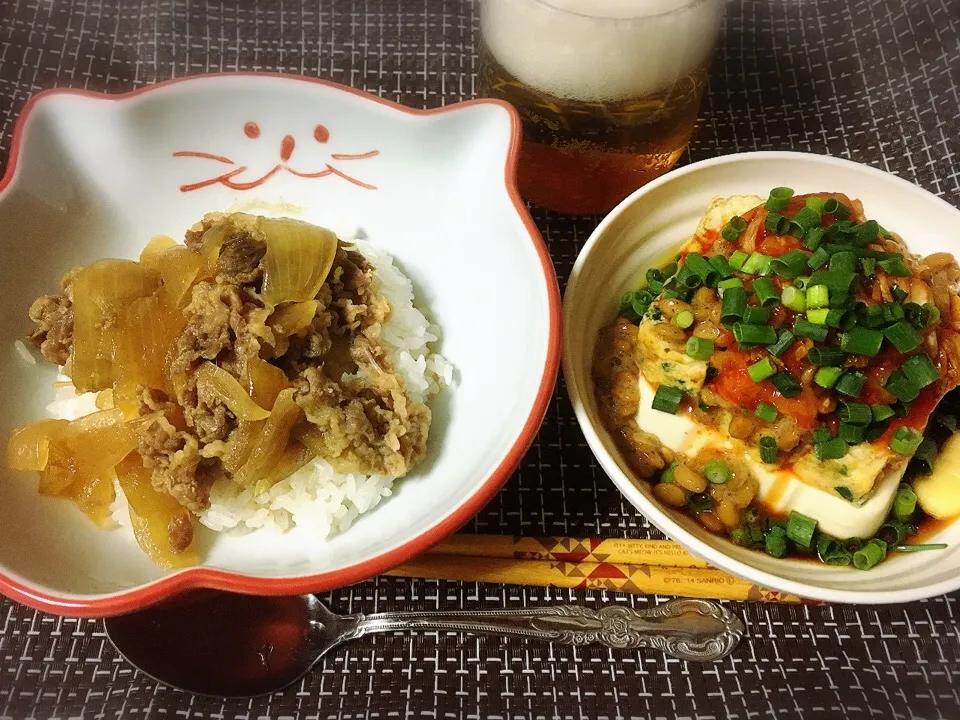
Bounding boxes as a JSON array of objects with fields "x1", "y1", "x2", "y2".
[
  {"x1": 173, "y1": 150, "x2": 236, "y2": 164},
  {"x1": 330, "y1": 150, "x2": 380, "y2": 160},
  {"x1": 179, "y1": 165, "x2": 249, "y2": 192}
]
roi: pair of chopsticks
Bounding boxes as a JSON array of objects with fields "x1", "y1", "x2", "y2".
[{"x1": 384, "y1": 534, "x2": 808, "y2": 604}]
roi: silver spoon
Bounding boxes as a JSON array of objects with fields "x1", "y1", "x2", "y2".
[{"x1": 104, "y1": 591, "x2": 744, "y2": 697}]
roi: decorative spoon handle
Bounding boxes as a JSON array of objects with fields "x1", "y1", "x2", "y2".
[{"x1": 343, "y1": 597, "x2": 744, "y2": 661}]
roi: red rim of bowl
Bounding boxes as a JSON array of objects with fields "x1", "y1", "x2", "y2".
[{"x1": 0, "y1": 72, "x2": 562, "y2": 617}]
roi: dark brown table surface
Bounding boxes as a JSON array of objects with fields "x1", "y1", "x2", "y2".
[{"x1": 1, "y1": 1, "x2": 959, "y2": 718}]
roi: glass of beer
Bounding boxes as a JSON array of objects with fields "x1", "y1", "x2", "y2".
[{"x1": 479, "y1": 0, "x2": 725, "y2": 215}]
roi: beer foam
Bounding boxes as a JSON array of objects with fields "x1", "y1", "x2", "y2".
[{"x1": 481, "y1": 0, "x2": 723, "y2": 102}]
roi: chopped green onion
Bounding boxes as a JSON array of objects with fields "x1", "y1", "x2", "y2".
[
  {"x1": 717, "y1": 277, "x2": 744, "y2": 295},
  {"x1": 648, "y1": 280, "x2": 664, "y2": 295},
  {"x1": 878, "y1": 256, "x2": 911, "y2": 276},
  {"x1": 835, "y1": 370, "x2": 867, "y2": 397},
  {"x1": 804, "y1": 226, "x2": 826, "y2": 251},
  {"x1": 709, "y1": 254, "x2": 734, "y2": 279},
  {"x1": 813, "y1": 426, "x2": 833, "y2": 444},
  {"x1": 768, "y1": 330, "x2": 796, "y2": 357},
  {"x1": 660, "y1": 460, "x2": 679, "y2": 484},
  {"x1": 759, "y1": 435, "x2": 779, "y2": 464},
  {"x1": 822, "y1": 198, "x2": 851, "y2": 220},
  {"x1": 839, "y1": 402, "x2": 872, "y2": 426},
  {"x1": 731, "y1": 528, "x2": 750, "y2": 547},
  {"x1": 786, "y1": 510, "x2": 817, "y2": 549},
  {"x1": 752, "y1": 277, "x2": 780, "y2": 307},
  {"x1": 902, "y1": 353, "x2": 939, "y2": 389},
  {"x1": 915, "y1": 437, "x2": 938, "y2": 468},
  {"x1": 872, "y1": 405, "x2": 895, "y2": 423},
  {"x1": 662, "y1": 261, "x2": 679, "y2": 279},
  {"x1": 890, "y1": 427, "x2": 923, "y2": 455},
  {"x1": 878, "y1": 520, "x2": 908, "y2": 546},
  {"x1": 808, "y1": 269, "x2": 855, "y2": 294},
  {"x1": 792, "y1": 206, "x2": 822, "y2": 232},
  {"x1": 772, "y1": 249, "x2": 812, "y2": 279},
  {"x1": 806, "y1": 284, "x2": 829, "y2": 309},
  {"x1": 704, "y1": 460, "x2": 730, "y2": 485},
  {"x1": 733, "y1": 323, "x2": 778, "y2": 346},
  {"x1": 838, "y1": 423, "x2": 866, "y2": 444},
  {"x1": 721, "y1": 217, "x2": 747, "y2": 242},
  {"x1": 781, "y1": 286, "x2": 807, "y2": 312},
  {"x1": 743, "y1": 305, "x2": 771, "y2": 324},
  {"x1": 755, "y1": 402, "x2": 778, "y2": 423},
  {"x1": 675, "y1": 265, "x2": 701, "y2": 289},
  {"x1": 903, "y1": 302, "x2": 927, "y2": 328},
  {"x1": 794, "y1": 316, "x2": 828, "y2": 341},
  {"x1": 891, "y1": 284, "x2": 909, "y2": 303},
  {"x1": 793, "y1": 275, "x2": 812, "y2": 290},
  {"x1": 684, "y1": 253, "x2": 718, "y2": 287},
  {"x1": 721, "y1": 286, "x2": 748, "y2": 323},
  {"x1": 765, "y1": 186, "x2": 794, "y2": 212},
  {"x1": 861, "y1": 257, "x2": 877, "y2": 276},
  {"x1": 652, "y1": 385, "x2": 684, "y2": 414},
  {"x1": 881, "y1": 302, "x2": 906, "y2": 324},
  {"x1": 748, "y1": 357, "x2": 778, "y2": 383},
  {"x1": 807, "y1": 247, "x2": 831, "y2": 270},
  {"x1": 854, "y1": 219, "x2": 879, "y2": 246},
  {"x1": 815, "y1": 366, "x2": 843, "y2": 388},
  {"x1": 765, "y1": 212, "x2": 789, "y2": 234},
  {"x1": 853, "y1": 538, "x2": 887, "y2": 571},
  {"x1": 808, "y1": 347, "x2": 845, "y2": 366},
  {"x1": 892, "y1": 543, "x2": 948, "y2": 553},
  {"x1": 685, "y1": 336, "x2": 715, "y2": 361},
  {"x1": 815, "y1": 436, "x2": 848, "y2": 460},
  {"x1": 936, "y1": 414, "x2": 958, "y2": 432},
  {"x1": 885, "y1": 370, "x2": 920, "y2": 402},
  {"x1": 673, "y1": 310, "x2": 695, "y2": 329},
  {"x1": 805, "y1": 196, "x2": 826, "y2": 212},
  {"x1": 647, "y1": 268, "x2": 663, "y2": 283},
  {"x1": 893, "y1": 484, "x2": 917, "y2": 521},
  {"x1": 688, "y1": 492, "x2": 713, "y2": 511},
  {"x1": 764, "y1": 526, "x2": 788, "y2": 558},
  {"x1": 771, "y1": 371, "x2": 802, "y2": 398},
  {"x1": 840, "y1": 327, "x2": 884, "y2": 357},
  {"x1": 829, "y1": 251, "x2": 857, "y2": 274},
  {"x1": 728, "y1": 250, "x2": 749, "y2": 271},
  {"x1": 806, "y1": 308, "x2": 830, "y2": 325},
  {"x1": 817, "y1": 535, "x2": 852, "y2": 566},
  {"x1": 741, "y1": 252, "x2": 773, "y2": 275},
  {"x1": 924, "y1": 303, "x2": 941, "y2": 327}
]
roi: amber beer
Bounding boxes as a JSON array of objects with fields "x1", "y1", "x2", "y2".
[{"x1": 479, "y1": 0, "x2": 724, "y2": 215}]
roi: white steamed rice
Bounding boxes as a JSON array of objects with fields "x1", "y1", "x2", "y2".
[{"x1": 37, "y1": 233, "x2": 451, "y2": 540}]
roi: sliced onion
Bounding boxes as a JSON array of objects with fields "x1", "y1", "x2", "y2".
[
  {"x1": 158, "y1": 246, "x2": 204, "y2": 308},
  {"x1": 252, "y1": 442, "x2": 315, "y2": 496},
  {"x1": 116, "y1": 453, "x2": 198, "y2": 567},
  {"x1": 139, "y1": 235, "x2": 178, "y2": 269},
  {"x1": 260, "y1": 218, "x2": 337, "y2": 305},
  {"x1": 269, "y1": 300, "x2": 318, "y2": 338},
  {"x1": 62, "y1": 472, "x2": 116, "y2": 527},
  {"x1": 221, "y1": 420, "x2": 266, "y2": 474},
  {"x1": 72, "y1": 259, "x2": 161, "y2": 392},
  {"x1": 196, "y1": 362, "x2": 271, "y2": 421},
  {"x1": 243, "y1": 357, "x2": 289, "y2": 410},
  {"x1": 232, "y1": 388, "x2": 302, "y2": 487},
  {"x1": 7, "y1": 419, "x2": 69, "y2": 471}
]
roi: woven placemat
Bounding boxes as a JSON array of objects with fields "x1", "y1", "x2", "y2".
[{"x1": 1, "y1": 1, "x2": 959, "y2": 718}]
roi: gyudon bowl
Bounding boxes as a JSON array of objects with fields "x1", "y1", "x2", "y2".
[
  {"x1": 0, "y1": 74, "x2": 559, "y2": 616},
  {"x1": 564, "y1": 152, "x2": 960, "y2": 604}
]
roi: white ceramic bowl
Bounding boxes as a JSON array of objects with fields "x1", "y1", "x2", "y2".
[
  {"x1": 0, "y1": 74, "x2": 560, "y2": 616},
  {"x1": 564, "y1": 151, "x2": 960, "y2": 604}
]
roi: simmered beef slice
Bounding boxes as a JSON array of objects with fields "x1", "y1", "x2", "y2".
[
  {"x1": 136, "y1": 398, "x2": 214, "y2": 513},
  {"x1": 294, "y1": 364, "x2": 430, "y2": 478},
  {"x1": 28, "y1": 269, "x2": 80, "y2": 365},
  {"x1": 216, "y1": 233, "x2": 266, "y2": 286},
  {"x1": 168, "y1": 281, "x2": 272, "y2": 443},
  {"x1": 281, "y1": 245, "x2": 389, "y2": 377}
]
